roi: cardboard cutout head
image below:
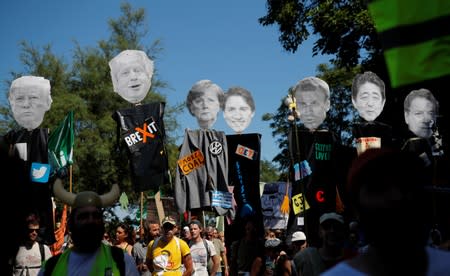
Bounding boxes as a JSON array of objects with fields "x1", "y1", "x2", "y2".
[
  {"x1": 352, "y1": 71, "x2": 386, "y2": 122},
  {"x1": 293, "y1": 77, "x2": 330, "y2": 130},
  {"x1": 223, "y1": 86, "x2": 255, "y2": 134},
  {"x1": 186, "y1": 80, "x2": 223, "y2": 129},
  {"x1": 8, "y1": 76, "x2": 52, "y2": 130},
  {"x1": 109, "y1": 50, "x2": 154, "y2": 104},
  {"x1": 404, "y1": 88, "x2": 438, "y2": 139}
]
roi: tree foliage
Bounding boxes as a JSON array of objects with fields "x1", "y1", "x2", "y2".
[
  {"x1": 0, "y1": 2, "x2": 182, "y2": 203},
  {"x1": 259, "y1": 0, "x2": 383, "y2": 70}
]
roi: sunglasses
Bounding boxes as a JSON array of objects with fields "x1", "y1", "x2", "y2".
[{"x1": 28, "y1": 228, "x2": 39, "y2": 233}]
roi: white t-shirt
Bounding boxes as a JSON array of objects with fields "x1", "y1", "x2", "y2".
[
  {"x1": 14, "y1": 242, "x2": 52, "y2": 276},
  {"x1": 189, "y1": 239, "x2": 217, "y2": 276}
]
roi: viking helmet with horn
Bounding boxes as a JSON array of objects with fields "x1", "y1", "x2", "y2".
[{"x1": 53, "y1": 178, "x2": 120, "y2": 208}]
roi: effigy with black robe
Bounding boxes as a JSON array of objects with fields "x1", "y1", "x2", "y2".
[
  {"x1": 3, "y1": 128, "x2": 55, "y2": 244},
  {"x1": 112, "y1": 102, "x2": 169, "y2": 192},
  {"x1": 288, "y1": 125, "x2": 353, "y2": 247},
  {"x1": 225, "y1": 133, "x2": 265, "y2": 241}
]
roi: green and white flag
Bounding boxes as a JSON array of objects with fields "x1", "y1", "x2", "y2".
[{"x1": 48, "y1": 111, "x2": 74, "y2": 174}]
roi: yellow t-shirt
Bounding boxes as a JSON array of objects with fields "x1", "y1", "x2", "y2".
[{"x1": 147, "y1": 237, "x2": 190, "y2": 276}]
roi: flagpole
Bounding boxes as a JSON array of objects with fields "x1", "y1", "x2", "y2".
[{"x1": 140, "y1": 191, "x2": 144, "y2": 236}]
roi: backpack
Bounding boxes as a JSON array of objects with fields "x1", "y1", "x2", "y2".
[
  {"x1": 43, "y1": 246, "x2": 125, "y2": 276},
  {"x1": 203, "y1": 239, "x2": 212, "y2": 273},
  {"x1": 189, "y1": 239, "x2": 211, "y2": 273}
]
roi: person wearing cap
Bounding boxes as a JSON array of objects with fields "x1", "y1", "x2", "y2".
[
  {"x1": 188, "y1": 220, "x2": 219, "y2": 276},
  {"x1": 181, "y1": 226, "x2": 192, "y2": 243},
  {"x1": 293, "y1": 76, "x2": 330, "y2": 131},
  {"x1": 293, "y1": 212, "x2": 346, "y2": 276},
  {"x1": 146, "y1": 216, "x2": 193, "y2": 276},
  {"x1": 109, "y1": 49, "x2": 154, "y2": 104},
  {"x1": 250, "y1": 238, "x2": 289, "y2": 276},
  {"x1": 39, "y1": 179, "x2": 139, "y2": 275},
  {"x1": 322, "y1": 149, "x2": 450, "y2": 275},
  {"x1": 291, "y1": 231, "x2": 308, "y2": 255},
  {"x1": 186, "y1": 79, "x2": 224, "y2": 129}
]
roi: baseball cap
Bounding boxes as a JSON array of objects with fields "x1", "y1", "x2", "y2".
[
  {"x1": 291, "y1": 231, "x2": 307, "y2": 242},
  {"x1": 162, "y1": 216, "x2": 176, "y2": 226},
  {"x1": 319, "y1": 212, "x2": 344, "y2": 224},
  {"x1": 265, "y1": 238, "x2": 282, "y2": 248}
]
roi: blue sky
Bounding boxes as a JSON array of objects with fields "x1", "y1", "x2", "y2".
[{"x1": 0, "y1": 0, "x2": 331, "y2": 162}]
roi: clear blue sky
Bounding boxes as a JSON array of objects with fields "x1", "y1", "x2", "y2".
[{"x1": 0, "y1": 0, "x2": 331, "y2": 162}]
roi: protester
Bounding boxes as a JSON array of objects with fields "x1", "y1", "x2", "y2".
[
  {"x1": 250, "y1": 238, "x2": 286, "y2": 276},
  {"x1": 109, "y1": 49, "x2": 154, "y2": 104},
  {"x1": 186, "y1": 79, "x2": 223, "y2": 129},
  {"x1": 39, "y1": 179, "x2": 139, "y2": 275},
  {"x1": 189, "y1": 220, "x2": 219, "y2": 276},
  {"x1": 322, "y1": 148, "x2": 450, "y2": 275},
  {"x1": 230, "y1": 219, "x2": 264, "y2": 276},
  {"x1": 205, "y1": 226, "x2": 228, "y2": 276},
  {"x1": 13, "y1": 213, "x2": 52, "y2": 276},
  {"x1": 146, "y1": 216, "x2": 193, "y2": 275},
  {"x1": 133, "y1": 220, "x2": 160, "y2": 275},
  {"x1": 115, "y1": 222, "x2": 135, "y2": 255},
  {"x1": 293, "y1": 212, "x2": 346, "y2": 276}
]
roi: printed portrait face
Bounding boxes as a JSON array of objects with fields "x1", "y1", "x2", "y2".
[
  {"x1": 9, "y1": 76, "x2": 52, "y2": 130},
  {"x1": 405, "y1": 96, "x2": 436, "y2": 138},
  {"x1": 223, "y1": 87, "x2": 255, "y2": 133},
  {"x1": 295, "y1": 90, "x2": 330, "y2": 130},
  {"x1": 352, "y1": 82, "x2": 385, "y2": 122},
  {"x1": 186, "y1": 80, "x2": 223, "y2": 129},
  {"x1": 109, "y1": 50, "x2": 153, "y2": 104},
  {"x1": 294, "y1": 77, "x2": 330, "y2": 130}
]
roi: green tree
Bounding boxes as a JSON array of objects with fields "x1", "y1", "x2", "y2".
[
  {"x1": 258, "y1": 0, "x2": 384, "y2": 71},
  {"x1": 0, "y1": 2, "x2": 182, "y2": 203},
  {"x1": 260, "y1": 159, "x2": 281, "y2": 183}
]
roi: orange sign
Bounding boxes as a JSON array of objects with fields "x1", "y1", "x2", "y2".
[{"x1": 177, "y1": 150, "x2": 205, "y2": 175}]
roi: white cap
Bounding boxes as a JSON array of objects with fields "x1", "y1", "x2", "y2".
[{"x1": 291, "y1": 231, "x2": 307, "y2": 242}]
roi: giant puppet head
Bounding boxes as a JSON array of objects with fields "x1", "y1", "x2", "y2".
[
  {"x1": 109, "y1": 50, "x2": 154, "y2": 104},
  {"x1": 9, "y1": 76, "x2": 53, "y2": 130},
  {"x1": 186, "y1": 80, "x2": 224, "y2": 129},
  {"x1": 223, "y1": 86, "x2": 255, "y2": 134}
]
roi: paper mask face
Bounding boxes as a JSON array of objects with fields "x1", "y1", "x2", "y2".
[
  {"x1": 109, "y1": 50, "x2": 153, "y2": 104},
  {"x1": 224, "y1": 96, "x2": 253, "y2": 132},
  {"x1": 295, "y1": 90, "x2": 329, "y2": 130},
  {"x1": 9, "y1": 76, "x2": 52, "y2": 130},
  {"x1": 353, "y1": 82, "x2": 385, "y2": 122},
  {"x1": 223, "y1": 87, "x2": 255, "y2": 134},
  {"x1": 186, "y1": 80, "x2": 223, "y2": 129},
  {"x1": 405, "y1": 97, "x2": 436, "y2": 138}
]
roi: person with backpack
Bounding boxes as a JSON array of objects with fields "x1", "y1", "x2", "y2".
[
  {"x1": 146, "y1": 216, "x2": 193, "y2": 276},
  {"x1": 13, "y1": 213, "x2": 52, "y2": 276},
  {"x1": 189, "y1": 220, "x2": 220, "y2": 276},
  {"x1": 38, "y1": 179, "x2": 139, "y2": 275}
]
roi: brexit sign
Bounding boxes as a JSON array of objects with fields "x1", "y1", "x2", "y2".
[{"x1": 123, "y1": 118, "x2": 158, "y2": 148}]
